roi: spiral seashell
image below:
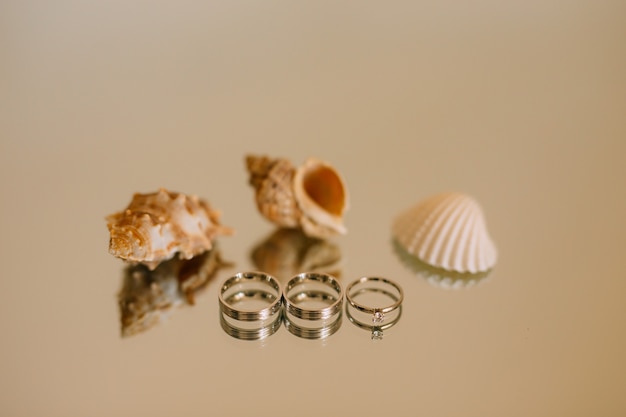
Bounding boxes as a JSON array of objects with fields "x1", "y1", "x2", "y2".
[
  {"x1": 245, "y1": 155, "x2": 301, "y2": 228},
  {"x1": 245, "y1": 155, "x2": 349, "y2": 239},
  {"x1": 293, "y1": 157, "x2": 348, "y2": 238},
  {"x1": 392, "y1": 192, "x2": 497, "y2": 274},
  {"x1": 106, "y1": 188, "x2": 233, "y2": 269}
]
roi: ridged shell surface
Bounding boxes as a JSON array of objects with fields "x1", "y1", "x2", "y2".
[
  {"x1": 393, "y1": 239, "x2": 491, "y2": 290},
  {"x1": 106, "y1": 188, "x2": 233, "y2": 269},
  {"x1": 392, "y1": 192, "x2": 497, "y2": 273},
  {"x1": 246, "y1": 155, "x2": 301, "y2": 228}
]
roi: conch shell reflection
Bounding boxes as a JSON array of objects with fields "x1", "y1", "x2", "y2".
[
  {"x1": 393, "y1": 239, "x2": 491, "y2": 290},
  {"x1": 118, "y1": 248, "x2": 230, "y2": 337},
  {"x1": 250, "y1": 228, "x2": 342, "y2": 281},
  {"x1": 246, "y1": 155, "x2": 349, "y2": 239},
  {"x1": 106, "y1": 188, "x2": 233, "y2": 270}
]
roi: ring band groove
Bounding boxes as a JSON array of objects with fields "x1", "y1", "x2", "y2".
[
  {"x1": 220, "y1": 311, "x2": 283, "y2": 340},
  {"x1": 218, "y1": 271, "x2": 282, "y2": 322},
  {"x1": 283, "y1": 272, "x2": 344, "y2": 321},
  {"x1": 283, "y1": 312, "x2": 343, "y2": 339}
]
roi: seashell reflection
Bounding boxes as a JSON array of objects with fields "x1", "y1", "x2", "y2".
[
  {"x1": 106, "y1": 188, "x2": 233, "y2": 270},
  {"x1": 118, "y1": 248, "x2": 231, "y2": 337},
  {"x1": 392, "y1": 192, "x2": 497, "y2": 274},
  {"x1": 245, "y1": 155, "x2": 349, "y2": 239},
  {"x1": 250, "y1": 228, "x2": 342, "y2": 281},
  {"x1": 392, "y1": 239, "x2": 491, "y2": 289}
]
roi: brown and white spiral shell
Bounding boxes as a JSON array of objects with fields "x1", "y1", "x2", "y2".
[
  {"x1": 245, "y1": 155, "x2": 349, "y2": 239},
  {"x1": 106, "y1": 188, "x2": 233, "y2": 269},
  {"x1": 245, "y1": 155, "x2": 301, "y2": 228}
]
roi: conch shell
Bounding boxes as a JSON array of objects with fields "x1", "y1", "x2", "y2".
[
  {"x1": 245, "y1": 155, "x2": 349, "y2": 239},
  {"x1": 118, "y1": 248, "x2": 230, "y2": 337},
  {"x1": 250, "y1": 227, "x2": 342, "y2": 281},
  {"x1": 392, "y1": 192, "x2": 497, "y2": 274},
  {"x1": 106, "y1": 188, "x2": 233, "y2": 269}
]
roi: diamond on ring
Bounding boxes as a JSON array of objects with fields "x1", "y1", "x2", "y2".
[
  {"x1": 372, "y1": 310, "x2": 384, "y2": 324},
  {"x1": 371, "y1": 328, "x2": 384, "y2": 340},
  {"x1": 345, "y1": 276, "x2": 404, "y2": 338}
]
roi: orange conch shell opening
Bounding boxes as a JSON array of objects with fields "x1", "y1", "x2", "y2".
[{"x1": 245, "y1": 155, "x2": 349, "y2": 239}]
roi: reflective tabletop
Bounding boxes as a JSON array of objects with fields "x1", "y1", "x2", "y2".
[{"x1": 2, "y1": 1, "x2": 625, "y2": 416}]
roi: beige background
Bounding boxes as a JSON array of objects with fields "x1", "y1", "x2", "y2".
[{"x1": 1, "y1": 0, "x2": 625, "y2": 416}]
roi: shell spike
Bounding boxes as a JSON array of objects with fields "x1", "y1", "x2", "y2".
[{"x1": 106, "y1": 189, "x2": 233, "y2": 269}]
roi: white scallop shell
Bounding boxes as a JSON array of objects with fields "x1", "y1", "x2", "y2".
[
  {"x1": 392, "y1": 239, "x2": 492, "y2": 290},
  {"x1": 392, "y1": 192, "x2": 497, "y2": 274}
]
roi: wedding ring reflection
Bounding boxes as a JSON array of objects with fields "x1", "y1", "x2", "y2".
[
  {"x1": 345, "y1": 277, "x2": 403, "y2": 337},
  {"x1": 283, "y1": 312, "x2": 342, "y2": 339},
  {"x1": 218, "y1": 272, "x2": 282, "y2": 340},
  {"x1": 283, "y1": 272, "x2": 343, "y2": 339}
]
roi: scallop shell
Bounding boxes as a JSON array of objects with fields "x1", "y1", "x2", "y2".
[
  {"x1": 392, "y1": 239, "x2": 491, "y2": 290},
  {"x1": 106, "y1": 188, "x2": 233, "y2": 269},
  {"x1": 245, "y1": 155, "x2": 349, "y2": 239},
  {"x1": 392, "y1": 192, "x2": 497, "y2": 274}
]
